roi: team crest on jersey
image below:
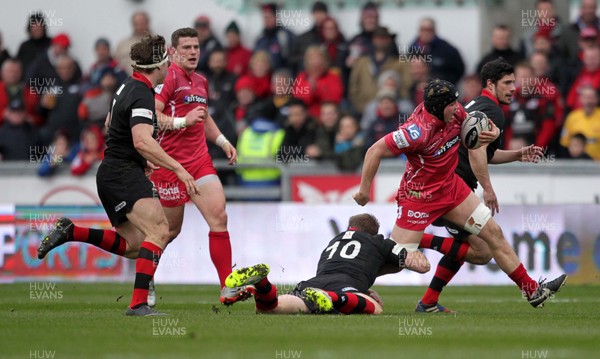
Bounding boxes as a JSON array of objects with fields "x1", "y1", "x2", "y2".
[
  {"x1": 184, "y1": 94, "x2": 207, "y2": 105},
  {"x1": 433, "y1": 135, "x2": 460, "y2": 157},
  {"x1": 154, "y1": 84, "x2": 163, "y2": 94},
  {"x1": 407, "y1": 124, "x2": 422, "y2": 140}
]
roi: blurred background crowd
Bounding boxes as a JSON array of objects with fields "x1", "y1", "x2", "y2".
[{"x1": 0, "y1": 0, "x2": 599, "y2": 187}]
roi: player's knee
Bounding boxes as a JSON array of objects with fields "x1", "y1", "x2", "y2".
[
  {"x1": 482, "y1": 220, "x2": 504, "y2": 245},
  {"x1": 154, "y1": 221, "x2": 171, "y2": 246},
  {"x1": 471, "y1": 249, "x2": 492, "y2": 265}
]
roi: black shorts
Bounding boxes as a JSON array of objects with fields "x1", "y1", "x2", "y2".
[
  {"x1": 96, "y1": 159, "x2": 158, "y2": 227},
  {"x1": 431, "y1": 217, "x2": 470, "y2": 241},
  {"x1": 290, "y1": 274, "x2": 362, "y2": 314}
]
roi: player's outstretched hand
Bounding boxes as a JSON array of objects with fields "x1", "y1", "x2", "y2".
[
  {"x1": 175, "y1": 167, "x2": 200, "y2": 196},
  {"x1": 353, "y1": 191, "x2": 369, "y2": 206},
  {"x1": 403, "y1": 251, "x2": 430, "y2": 273},
  {"x1": 478, "y1": 121, "x2": 500, "y2": 145},
  {"x1": 520, "y1": 144, "x2": 544, "y2": 163},
  {"x1": 185, "y1": 107, "x2": 206, "y2": 127},
  {"x1": 367, "y1": 289, "x2": 384, "y2": 307},
  {"x1": 144, "y1": 161, "x2": 159, "y2": 178},
  {"x1": 223, "y1": 142, "x2": 237, "y2": 165}
]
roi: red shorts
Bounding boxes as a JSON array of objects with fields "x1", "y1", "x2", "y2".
[
  {"x1": 395, "y1": 174, "x2": 472, "y2": 231},
  {"x1": 150, "y1": 155, "x2": 217, "y2": 207}
]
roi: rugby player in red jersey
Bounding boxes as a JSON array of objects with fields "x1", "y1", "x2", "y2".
[
  {"x1": 354, "y1": 79, "x2": 566, "y2": 308},
  {"x1": 151, "y1": 28, "x2": 236, "y2": 301}
]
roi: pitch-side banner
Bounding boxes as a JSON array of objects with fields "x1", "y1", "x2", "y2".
[{"x1": 155, "y1": 203, "x2": 600, "y2": 286}]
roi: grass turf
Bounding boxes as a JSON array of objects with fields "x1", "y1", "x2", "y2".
[{"x1": 1, "y1": 283, "x2": 598, "y2": 359}]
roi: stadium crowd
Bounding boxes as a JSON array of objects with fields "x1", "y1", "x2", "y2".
[{"x1": 0, "y1": 0, "x2": 599, "y2": 185}]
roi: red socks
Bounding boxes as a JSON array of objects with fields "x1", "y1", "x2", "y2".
[
  {"x1": 420, "y1": 233, "x2": 469, "y2": 262},
  {"x1": 72, "y1": 225, "x2": 126, "y2": 256},
  {"x1": 254, "y1": 277, "x2": 278, "y2": 311},
  {"x1": 326, "y1": 291, "x2": 375, "y2": 314},
  {"x1": 130, "y1": 241, "x2": 162, "y2": 309},
  {"x1": 509, "y1": 263, "x2": 538, "y2": 297},
  {"x1": 209, "y1": 231, "x2": 232, "y2": 287}
]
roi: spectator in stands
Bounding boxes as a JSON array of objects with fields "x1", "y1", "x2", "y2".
[
  {"x1": 256, "y1": 68, "x2": 295, "y2": 127},
  {"x1": 0, "y1": 32, "x2": 10, "y2": 71},
  {"x1": 254, "y1": 3, "x2": 296, "y2": 71},
  {"x1": 0, "y1": 59, "x2": 41, "y2": 127},
  {"x1": 225, "y1": 21, "x2": 251, "y2": 77},
  {"x1": 305, "y1": 101, "x2": 339, "y2": 160},
  {"x1": 460, "y1": 74, "x2": 482, "y2": 105},
  {"x1": 407, "y1": 58, "x2": 430, "y2": 108},
  {"x1": 86, "y1": 38, "x2": 126, "y2": 91},
  {"x1": 563, "y1": 133, "x2": 593, "y2": 160},
  {"x1": 294, "y1": 45, "x2": 343, "y2": 119},
  {"x1": 567, "y1": 46, "x2": 600, "y2": 110},
  {"x1": 281, "y1": 99, "x2": 317, "y2": 157},
  {"x1": 409, "y1": 17, "x2": 465, "y2": 85},
  {"x1": 334, "y1": 114, "x2": 365, "y2": 172},
  {"x1": 78, "y1": 67, "x2": 118, "y2": 128},
  {"x1": 236, "y1": 50, "x2": 272, "y2": 100},
  {"x1": 37, "y1": 129, "x2": 78, "y2": 177},
  {"x1": 115, "y1": 11, "x2": 150, "y2": 76},
  {"x1": 204, "y1": 49, "x2": 237, "y2": 116},
  {"x1": 0, "y1": 98, "x2": 39, "y2": 161},
  {"x1": 349, "y1": 26, "x2": 409, "y2": 115},
  {"x1": 532, "y1": 32, "x2": 565, "y2": 94},
  {"x1": 505, "y1": 60, "x2": 563, "y2": 150},
  {"x1": 346, "y1": 2, "x2": 398, "y2": 68},
  {"x1": 365, "y1": 89, "x2": 400, "y2": 148},
  {"x1": 194, "y1": 15, "x2": 223, "y2": 74},
  {"x1": 236, "y1": 117, "x2": 285, "y2": 187},
  {"x1": 70, "y1": 125, "x2": 105, "y2": 176},
  {"x1": 38, "y1": 55, "x2": 82, "y2": 146},
  {"x1": 26, "y1": 33, "x2": 82, "y2": 96},
  {"x1": 232, "y1": 76, "x2": 259, "y2": 134},
  {"x1": 17, "y1": 11, "x2": 51, "y2": 74},
  {"x1": 560, "y1": 85, "x2": 600, "y2": 160},
  {"x1": 292, "y1": 1, "x2": 329, "y2": 72},
  {"x1": 520, "y1": 0, "x2": 564, "y2": 58},
  {"x1": 559, "y1": 0, "x2": 599, "y2": 65},
  {"x1": 476, "y1": 25, "x2": 523, "y2": 75},
  {"x1": 319, "y1": 16, "x2": 349, "y2": 87},
  {"x1": 361, "y1": 69, "x2": 412, "y2": 131}
]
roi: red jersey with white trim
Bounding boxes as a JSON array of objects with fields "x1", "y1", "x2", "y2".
[
  {"x1": 155, "y1": 63, "x2": 209, "y2": 165},
  {"x1": 384, "y1": 102, "x2": 468, "y2": 203}
]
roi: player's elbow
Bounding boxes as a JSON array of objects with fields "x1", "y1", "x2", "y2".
[{"x1": 133, "y1": 135, "x2": 152, "y2": 153}]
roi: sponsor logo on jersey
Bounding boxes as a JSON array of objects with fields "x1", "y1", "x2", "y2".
[
  {"x1": 154, "y1": 84, "x2": 164, "y2": 94},
  {"x1": 343, "y1": 231, "x2": 355, "y2": 239},
  {"x1": 340, "y1": 287, "x2": 358, "y2": 292},
  {"x1": 433, "y1": 135, "x2": 460, "y2": 157},
  {"x1": 408, "y1": 210, "x2": 429, "y2": 219},
  {"x1": 393, "y1": 130, "x2": 409, "y2": 148},
  {"x1": 407, "y1": 124, "x2": 422, "y2": 140},
  {"x1": 158, "y1": 186, "x2": 182, "y2": 201},
  {"x1": 114, "y1": 201, "x2": 126, "y2": 212},
  {"x1": 183, "y1": 94, "x2": 207, "y2": 105}
]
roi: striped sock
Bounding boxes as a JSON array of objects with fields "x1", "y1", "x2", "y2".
[
  {"x1": 254, "y1": 278, "x2": 278, "y2": 311},
  {"x1": 420, "y1": 233, "x2": 470, "y2": 262},
  {"x1": 326, "y1": 291, "x2": 375, "y2": 314},
  {"x1": 421, "y1": 255, "x2": 464, "y2": 305},
  {"x1": 129, "y1": 241, "x2": 162, "y2": 309},
  {"x1": 71, "y1": 225, "x2": 126, "y2": 256}
]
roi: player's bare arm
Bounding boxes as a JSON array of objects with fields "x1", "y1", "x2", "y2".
[
  {"x1": 354, "y1": 138, "x2": 395, "y2": 206},
  {"x1": 204, "y1": 114, "x2": 237, "y2": 165},
  {"x1": 154, "y1": 99, "x2": 205, "y2": 131},
  {"x1": 468, "y1": 144, "x2": 499, "y2": 215},
  {"x1": 490, "y1": 145, "x2": 544, "y2": 164},
  {"x1": 132, "y1": 123, "x2": 200, "y2": 195}
]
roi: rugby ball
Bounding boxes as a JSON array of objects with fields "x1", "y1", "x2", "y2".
[{"x1": 461, "y1": 111, "x2": 491, "y2": 149}]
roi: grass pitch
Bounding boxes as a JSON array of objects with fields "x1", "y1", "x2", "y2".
[{"x1": 1, "y1": 283, "x2": 598, "y2": 359}]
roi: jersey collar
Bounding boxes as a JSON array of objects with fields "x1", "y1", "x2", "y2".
[
  {"x1": 172, "y1": 63, "x2": 195, "y2": 82},
  {"x1": 132, "y1": 72, "x2": 154, "y2": 90},
  {"x1": 481, "y1": 88, "x2": 499, "y2": 106}
]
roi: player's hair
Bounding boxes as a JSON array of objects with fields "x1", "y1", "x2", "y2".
[
  {"x1": 348, "y1": 214, "x2": 380, "y2": 236},
  {"x1": 480, "y1": 57, "x2": 513, "y2": 88},
  {"x1": 171, "y1": 27, "x2": 198, "y2": 48},
  {"x1": 130, "y1": 34, "x2": 166, "y2": 74}
]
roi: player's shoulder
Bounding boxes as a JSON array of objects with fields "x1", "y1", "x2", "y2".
[{"x1": 465, "y1": 96, "x2": 504, "y2": 123}]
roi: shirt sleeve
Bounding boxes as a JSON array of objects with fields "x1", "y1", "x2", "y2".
[
  {"x1": 129, "y1": 91, "x2": 155, "y2": 128},
  {"x1": 384, "y1": 126, "x2": 416, "y2": 155},
  {"x1": 381, "y1": 238, "x2": 404, "y2": 267}
]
